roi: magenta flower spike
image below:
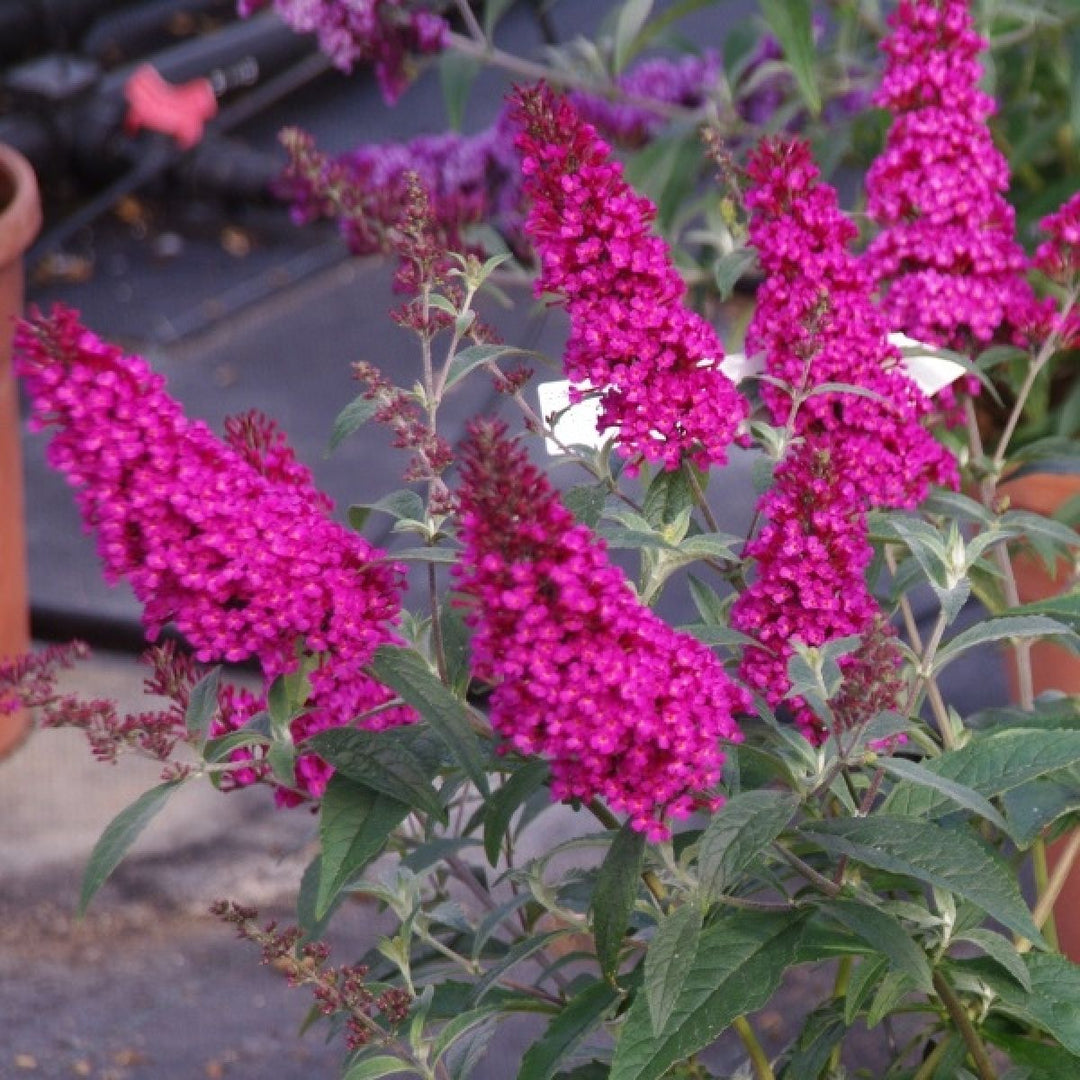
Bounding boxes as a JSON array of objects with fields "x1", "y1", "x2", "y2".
[
  {"x1": 732, "y1": 137, "x2": 957, "y2": 740},
  {"x1": 865, "y1": 0, "x2": 1041, "y2": 349},
  {"x1": 454, "y1": 420, "x2": 748, "y2": 839},
  {"x1": 15, "y1": 306, "x2": 413, "y2": 802},
  {"x1": 512, "y1": 83, "x2": 748, "y2": 474}
]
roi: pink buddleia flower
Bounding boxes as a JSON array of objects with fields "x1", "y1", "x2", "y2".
[
  {"x1": 512, "y1": 83, "x2": 748, "y2": 474},
  {"x1": 454, "y1": 420, "x2": 748, "y2": 840},
  {"x1": 15, "y1": 306, "x2": 413, "y2": 803},
  {"x1": 864, "y1": 0, "x2": 1044, "y2": 351},
  {"x1": 745, "y1": 136, "x2": 957, "y2": 510},
  {"x1": 1034, "y1": 191, "x2": 1080, "y2": 287},
  {"x1": 733, "y1": 137, "x2": 956, "y2": 741},
  {"x1": 239, "y1": 0, "x2": 448, "y2": 104}
]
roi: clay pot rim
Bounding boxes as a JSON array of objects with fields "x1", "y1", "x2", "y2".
[{"x1": 0, "y1": 143, "x2": 42, "y2": 270}]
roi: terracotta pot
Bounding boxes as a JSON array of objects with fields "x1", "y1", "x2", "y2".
[
  {"x1": 999, "y1": 471, "x2": 1080, "y2": 961},
  {"x1": 0, "y1": 144, "x2": 41, "y2": 759}
]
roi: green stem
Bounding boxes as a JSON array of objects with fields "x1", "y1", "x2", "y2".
[
  {"x1": 911, "y1": 1034, "x2": 954, "y2": 1080},
  {"x1": 932, "y1": 971, "x2": 998, "y2": 1080},
  {"x1": 733, "y1": 1016, "x2": 776, "y2": 1080}
]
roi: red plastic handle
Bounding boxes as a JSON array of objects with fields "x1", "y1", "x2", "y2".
[{"x1": 124, "y1": 63, "x2": 218, "y2": 149}]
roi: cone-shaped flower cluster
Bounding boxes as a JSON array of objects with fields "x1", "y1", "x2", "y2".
[
  {"x1": 512, "y1": 84, "x2": 748, "y2": 474},
  {"x1": 238, "y1": 0, "x2": 447, "y2": 103},
  {"x1": 732, "y1": 138, "x2": 957, "y2": 739},
  {"x1": 454, "y1": 421, "x2": 748, "y2": 839},
  {"x1": 745, "y1": 137, "x2": 957, "y2": 510},
  {"x1": 16, "y1": 306, "x2": 412, "y2": 802},
  {"x1": 865, "y1": 0, "x2": 1040, "y2": 349},
  {"x1": 1034, "y1": 191, "x2": 1080, "y2": 287}
]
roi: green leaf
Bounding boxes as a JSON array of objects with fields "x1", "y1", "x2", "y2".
[
  {"x1": 990, "y1": 952, "x2": 1080, "y2": 1055},
  {"x1": 878, "y1": 756, "x2": 1009, "y2": 833},
  {"x1": 844, "y1": 955, "x2": 889, "y2": 1025},
  {"x1": 342, "y1": 1055, "x2": 411, "y2": 1079},
  {"x1": 698, "y1": 790, "x2": 799, "y2": 903},
  {"x1": 310, "y1": 727, "x2": 446, "y2": 822},
  {"x1": 184, "y1": 666, "x2": 221, "y2": 745},
  {"x1": 1011, "y1": 588, "x2": 1080, "y2": 627},
  {"x1": 431, "y1": 1004, "x2": 504, "y2": 1065},
  {"x1": 445, "y1": 344, "x2": 538, "y2": 392},
  {"x1": 645, "y1": 903, "x2": 703, "y2": 1033},
  {"x1": 483, "y1": 760, "x2": 549, "y2": 867},
  {"x1": 935, "y1": 615, "x2": 1075, "y2": 673},
  {"x1": 613, "y1": 0, "x2": 655, "y2": 73},
  {"x1": 778, "y1": 1003, "x2": 846, "y2": 1080},
  {"x1": 563, "y1": 484, "x2": 609, "y2": 529},
  {"x1": 953, "y1": 929, "x2": 1031, "y2": 992},
  {"x1": 865, "y1": 970, "x2": 915, "y2": 1029},
  {"x1": 368, "y1": 644, "x2": 490, "y2": 797},
  {"x1": 471, "y1": 930, "x2": 571, "y2": 1005},
  {"x1": 757, "y1": 0, "x2": 820, "y2": 115},
  {"x1": 328, "y1": 393, "x2": 378, "y2": 454},
  {"x1": 983, "y1": 1028, "x2": 1080, "y2": 1080},
  {"x1": 297, "y1": 855, "x2": 342, "y2": 939},
  {"x1": 609, "y1": 910, "x2": 807, "y2": 1080},
  {"x1": 801, "y1": 817, "x2": 1044, "y2": 946},
  {"x1": 1002, "y1": 777, "x2": 1080, "y2": 848},
  {"x1": 643, "y1": 466, "x2": 696, "y2": 527},
  {"x1": 822, "y1": 898, "x2": 932, "y2": 992},
  {"x1": 440, "y1": 51, "x2": 479, "y2": 130},
  {"x1": 390, "y1": 546, "x2": 460, "y2": 564},
  {"x1": 687, "y1": 575, "x2": 728, "y2": 625},
  {"x1": 79, "y1": 780, "x2": 185, "y2": 915},
  {"x1": 713, "y1": 248, "x2": 756, "y2": 301},
  {"x1": 518, "y1": 980, "x2": 620, "y2": 1080},
  {"x1": 438, "y1": 600, "x2": 471, "y2": 697},
  {"x1": 316, "y1": 776, "x2": 409, "y2": 919},
  {"x1": 591, "y1": 824, "x2": 647, "y2": 985},
  {"x1": 629, "y1": 0, "x2": 733, "y2": 59},
  {"x1": 883, "y1": 728, "x2": 1080, "y2": 825},
  {"x1": 351, "y1": 489, "x2": 426, "y2": 531}
]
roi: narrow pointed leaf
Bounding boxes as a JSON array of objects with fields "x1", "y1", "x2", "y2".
[
  {"x1": 610, "y1": 911, "x2": 807, "y2": 1080},
  {"x1": 483, "y1": 760, "x2": 549, "y2": 867},
  {"x1": 883, "y1": 728, "x2": 1080, "y2": 824},
  {"x1": 822, "y1": 898, "x2": 932, "y2": 992},
  {"x1": 591, "y1": 824, "x2": 646, "y2": 984},
  {"x1": 953, "y1": 929, "x2": 1031, "y2": 992},
  {"x1": 343, "y1": 1056, "x2": 412, "y2": 1079},
  {"x1": 316, "y1": 776, "x2": 409, "y2": 919},
  {"x1": 328, "y1": 394, "x2": 379, "y2": 453},
  {"x1": 698, "y1": 790, "x2": 799, "y2": 902},
  {"x1": 518, "y1": 981, "x2": 620, "y2": 1080},
  {"x1": 79, "y1": 780, "x2": 185, "y2": 915},
  {"x1": 990, "y1": 952, "x2": 1080, "y2": 1055},
  {"x1": 184, "y1": 666, "x2": 221, "y2": 745},
  {"x1": 311, "y1": 727, "x2": 446, "y2": 822},
  {"x1": 645, "y1": 903, "x2": 703, "y2": 1033},
  {"x1": 759, "y1": 0, "x2": 821, "y2": 114},
  {"x1": 368, "y1": 644, "x2": 490, "y2": 796},
  {"x1": 934, "y1": 615, "x2": 1074, "y2": 673},
  {"x1": 802, "y1": 817, "x2": 1044, "y2": 946},
  {"x1": 878, "y1": 756, "x2": 1009, "y2": 832}
]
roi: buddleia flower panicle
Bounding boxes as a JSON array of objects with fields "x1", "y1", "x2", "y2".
[
  {"x1": 511, "y1": 83, "x2": 748, "y2": 475},
  {"x1": 454, "y1": 420, "x2": 749, "y2": 840},
  {"x1": 238, "y1": 0, "x2": 448, "y2": 104},
  {"x1": 732, "y1": 137, "x2": 957, "y2": 740},
  {"x1": 864, "y1": 0, "x2": 1045, "y2": 351},
  {"x1": 745, "y1": 137, "x2": 957, "y2": 509},
  {"x1": 15, "y1": 306, "x2": 413, "y2": 803}
]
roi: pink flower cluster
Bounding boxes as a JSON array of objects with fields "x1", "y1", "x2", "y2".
[
  {"x1": 865, "y1": 0, "x2": 1040, "y2": 349},
  {"x1": 238, "y1": 0, "x2": 448, "y2": 103},
  {"x1": 16, "y1": 306, "x2": 412, "y2": 803},
  {"x1": 512, "y1": 84, "x2": 748, "y2": 473},
  {"x1": 454, "y1": 421, "x2": 748, "y2": 839},
  {"x1": 745, "y1": 137, "x2": 957, "y2": 510},
  {"x1": 1034, "y1": 191, "x2": 1080, "y2": 286},
  {"x1": 732, "y1": 138, "x2": 957, "y2": 739}
]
